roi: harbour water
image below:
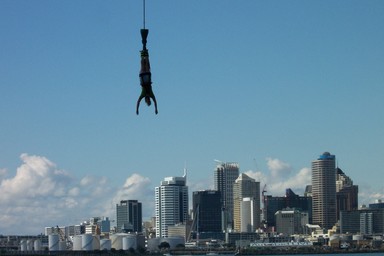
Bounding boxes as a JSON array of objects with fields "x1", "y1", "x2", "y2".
[
  {"x1": 238, "y1": 254, "x2": 383, "y2": 256},
  {"x1": 182, "y1": 254, "x2": 383, "y2": 256},
  {"x1": 2, "y1": 252, "x2": 383, "y2": 256}
]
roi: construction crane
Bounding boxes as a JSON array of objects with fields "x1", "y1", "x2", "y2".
[{"x1": 56, "y1": 226, "x2": 73, "y2": 250}]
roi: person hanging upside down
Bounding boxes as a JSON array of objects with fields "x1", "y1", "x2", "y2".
[{"x1": 136, "y1": 29, "x2": 158, "y2": 115}]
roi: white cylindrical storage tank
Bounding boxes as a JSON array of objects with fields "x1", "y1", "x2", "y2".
[
  {"x1": 72, "y1": 235, "x2": 82, "y2": 251},
  {"x1": 49, "y1": 234, "x2": 60, "y2": 251},
  {"x1": 164, "y1": 237, "x2": 184, "y2": 249},
  {"x1": 20, "y1": 239, "x2": 27, "y2": 251},
  {"x1": 34, "y1": 239, "x2": 42, "y2": 251},
  {"x1": 82, "y1": 234, "x2": 93, "y2": 251},
  {"x1": 92, "y1": 235, "x2": 100, "y2": 250},
  {"x1": 123, "y1": 235, "x2": 137, "y2": 250},
  {"x1": 111, "y1": 234, "x2": 124, "y2": 250},
  {"x1": 100, "y1": 239, "x2": 111, "y2": 250},
  {"x1": 26, "y1": 240, "x2": 33, "y2": 251},
  {"x1": 59, "y1": 241, "x2": 67, "y2": 251}
]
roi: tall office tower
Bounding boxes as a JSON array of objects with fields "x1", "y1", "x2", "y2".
[
  {"x1": 311, "y1": 152, "x2": 337, "y2": 230},
  {"x1": 336, "y1": 167, "x2": 353, "y2": 191},
  {"x1": 192, "y1": 190, "x2": 222, "y2": 233},
  {"x1": 336, "y1": 167, "x2": 358, "y2": 221},
  {"x1": 116, "y1": 200, "x2": 142, "y2": 233},
  {"x1": 233, "y1": 173, "x2": 260, "y2": 232},
  {"x1": 265, "y1": 188, "x2": 312, "y2": 228},
  {"x1": 240, "y1": 197, "x2": 258, "y2": 232},
  {"x1": 155, "y1": 173, "x2": 189, "y2": 238},
  {"x1": 214, "y1": 161, "x2": 239, "y2": 231}
]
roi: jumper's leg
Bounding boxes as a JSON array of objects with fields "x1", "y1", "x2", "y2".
[{"x1": 140, "y1": 29, "x2": 149, "y2": 50}]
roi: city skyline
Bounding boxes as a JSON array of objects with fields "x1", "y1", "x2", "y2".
[
  {"x1": 0, "y1": 152, "x2": 375, "y2": 236},
  {"x1": 1, "y1": 0, "x2": 383, "y2": 235}
]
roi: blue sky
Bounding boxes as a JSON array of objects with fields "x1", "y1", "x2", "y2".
[{"x1": 1, "y1": 0, "x2": 383, "y2": 235}]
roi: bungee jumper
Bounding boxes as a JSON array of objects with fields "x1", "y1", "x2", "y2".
[{"x1": 136, "y1": 0, "x2": 158, "y2": 115}]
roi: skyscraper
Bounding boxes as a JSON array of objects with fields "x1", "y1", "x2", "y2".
[
  {"x1": 116, "y1": 200, "x2": 142, "y2": 233},
  {"x1": 214, "y1": 161, "x2": 239, "y2": 231},
  {"x1": 233, "y1": 173, "x2": 260, "y2": 232},
  {"x1": 336, "y1": 167, "x2": 358, "y2": 220},
  {"x1": 155, "y1": 172, "x2": 189, "y2": 238},
  {"x1": 311, "y1": 152, "x2": 337, "y2": 230},
  {"x1": 240, "y1": 197, "x2": 258, "y2": 232},
  {"x1": 192, "y1": 190, "x2": 222, "y2": 233}
]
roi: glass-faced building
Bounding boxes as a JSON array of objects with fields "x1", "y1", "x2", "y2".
[
  {"x1": 192, "y1": 190, "x2": 222, "y2": 233},
  {"x1": 116, "y1": 200, "x2": 142, "y2": 233}
]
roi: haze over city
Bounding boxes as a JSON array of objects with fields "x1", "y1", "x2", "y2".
[{"x1": 1, "y1": 0, "x2": 383, "y2": 235}]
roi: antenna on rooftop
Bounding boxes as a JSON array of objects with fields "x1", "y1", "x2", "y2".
[{"x1": 183, "y1": 161, "x2": 187, "y2": 178}]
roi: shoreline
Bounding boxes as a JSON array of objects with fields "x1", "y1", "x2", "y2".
[
  {"x1": 168, "y1": 247, "x2": 384, "y2": 255},
  {"x1": 1, "y1": 247, "x2": 384, "y2": 256}
]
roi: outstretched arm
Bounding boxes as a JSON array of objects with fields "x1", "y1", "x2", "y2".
[
  {"x1": 152, "y1": 96, "x2": 158, "y2": 115},
  {"x1": 136, "y1": 95, "x2": 144, "y2": 115},
  {"x1": 148, "y1": 89, "x2": 158, "y2": 114}
]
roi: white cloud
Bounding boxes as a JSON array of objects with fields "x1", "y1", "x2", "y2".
[
  {"x1": 0, "y1": 154, "x2": 72, "y2": 203},
  {"x1": 68, "y1": 187, "x2": 80, "y2": 196},
  {"x1": 267, "y1": 167, "x2": 311, "y2": 196},
  {"x1": 109, "y1": 174, "x2": 154, "y2": 219},
  {"x1": 80, "y1": 175, "x2": 94, "y2": 186},
  {"x1": 64, "y1": 197, "x2": 79, "y2": 208},
  {"x1": 245, "y1": 159, "x2": 310, "y2": 197},
  {"x1": 358, "y1": 184, "x2": 384, "y2": 207},
  {"x1": 115, "y1": 173, "x2": 152, "y2": 199},
  {"x1": 244, "y1": 170, "x2": 266, "y2": 184},
  {"x1": 266, "y1": 157, "x2": 291, "y2": 179}
]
